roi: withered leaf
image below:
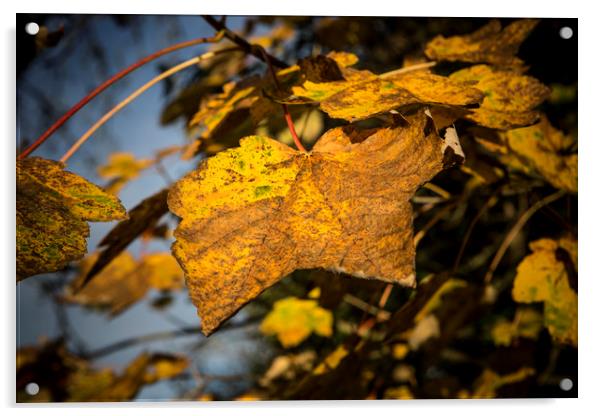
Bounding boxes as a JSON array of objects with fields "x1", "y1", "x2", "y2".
[
  {"x1": 425, "y1": 19, "x2": 539, "y2": 67},
  {"x1": 83, "y1": 188, "x2": 169, "y2": 287},
  {"x1": 450, "y1": 65, "x2": 550, "y2": 129},
  {"x1": 168, "y1": 111, "x2": 465, "y2": 335},
  {"x1": 16, "y1": 157, "x2": 127, "y2": 281}
]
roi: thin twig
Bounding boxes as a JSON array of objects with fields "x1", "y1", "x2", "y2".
[
  {"x1": 18, "y1": 34, "x2": 225, "y2": 159},
  {"x1": 379, "y1": 62, "x2": 437, "y2": 79},
  {"x1": 59, "y1": 48, "x2": 239, "y2": 163},
  {"x1": 201, "y1": 15, "x2": 288, "y2": 69},
  {"x1": 343, "y1": 294, "x2": 391, "y2": 321},
  {"x1": 484, "y1": 191, "x2": 565, "y2": 283}
]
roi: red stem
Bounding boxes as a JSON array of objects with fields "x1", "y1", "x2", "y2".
[
  {"x1": 282, "y1": 105, "x2": 307, "y2": 153},
  {"x1": 18, "y1": 34, "x2": 223, "y2": 160}
]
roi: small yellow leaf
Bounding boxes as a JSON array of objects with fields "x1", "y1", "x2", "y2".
[
  {"x1": 501, "y1": 117, "x2": 577, "y2": 192},
  {"x1": 450, "y1": 65, "x2": 550, "y2": 129},
  {"x1": 16, "y1": 157, "x2": 127, "y2": 281},
  {"x1": 426, "y1": 19, "x2": 539, "y2": 67},
  {"x1": 97, "y1": 152, "x2": 152, "y2": 181},
  {"x1": 261, "y1": 297, "x2": 333, "y2": 348},
  {"x1": 512, "y1": 237, "x2": 577, "y2": 346},
  {"x1": 491, "y1": 308, "x2": 543, "y2": 346},
  {"x1": 384, "y1": 385, "x2": 414, "y2": 400}
]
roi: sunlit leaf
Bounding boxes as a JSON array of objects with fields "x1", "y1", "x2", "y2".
[
  {"x1": 491, "y1": 307, "x2": 543, "y2": 346},
  {"x1": 16, "y1": 157, "x2": 127, "y2": 281},
  {"x1": 450, "y1": 64, "x2": 550, "y2": 129},
  {"x1": 261, "y1": 297, "x2": 333, "y2": 347},
  {"x1": 168, "y1": 111, "x2": 465, "y2": 335}
]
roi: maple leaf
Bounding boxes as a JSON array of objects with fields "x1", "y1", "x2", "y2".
[
  {"x1": 425, "y1": 19, "x2": 539, "y2": 67},
  {"x1": 168, "y1": 110, "x2": 465, "y2": 335},
  {"x1": 16, "y1": 157, "x2": 127, "y2": 281},
  {"x1": 261, "y1": 297, "x2": 333, "y2": 347},
  {"x1": 512, "y1": 237, "x2": 577, "y2": 346},
  {"x1": 450, "y1": 65, "x2": 550, "y2": 129}
]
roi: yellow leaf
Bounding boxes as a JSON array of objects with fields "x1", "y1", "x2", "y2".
[
  {"x1": 97, "y1": 152, "x2": 152, "y2": 181},
  {"x1": 500, "y1": 117, "x2": 577, "y2": 192},
  {"x1": 450, "y1": 65, "x2": 550, "y2": 129},
  {"x1": 261, "y1": 297, "x2": 333, "y2": 348},
  {"x1": 64, "y1": 252, "x2": 144, "y2": 316},
  {"x1": 425, "y1": 19, "x2": 539, "y2": 67},
  {"x1": 16, "y1": 157, "x2": 127, "y2": 281},
  {"x1": 512, "y1": 237, "x2": 577, "y2": 346},
  {"x1": 168, "y1": 111, "x2": 465, "y2": 335}
]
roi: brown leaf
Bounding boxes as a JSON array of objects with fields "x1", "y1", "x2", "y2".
[
  {"x1": 425, "y1": 19, "x2": 539, "y2": 67},
  {"x1": 168, "y1": 110, "x2": 465, "y2": 335}
]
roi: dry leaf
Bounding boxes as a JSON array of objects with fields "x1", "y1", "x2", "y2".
[
  {"x1": 261, "y1": 297, "x2": 333, "y2": 347},
  {"x1": 16, "y1": 157, "x2": 127, "y2": 281},
  {"x1": 425, "y1": 19, "x2": 539, "y2": 67},
  {"x1": 512, "y1": 237, "x2": 577, "y2": 346},
  {"x1": 450, "y1": 65, "x2": 550, "y2": 129},
  {"x1": 168, "y1": 111, "x2": 464, "y2": 335}
]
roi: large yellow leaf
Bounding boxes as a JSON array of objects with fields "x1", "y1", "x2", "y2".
[
  {"x1": 16, "y1": 157, "x2": 127, "y2": 281},
  {"x1": 168, "y1": 110, "x2": 465, "y2": 335},
  {"x1": 261, "y1": 297, "x2": 333, "y2": 348},
  {"x1": 450, "y1": 65, "x2": 550, "y2": 129},
  {"x1": 425, "y1": 19, "x2": 539, "y2": 67},
  {"x1": 512, "y1": 237, "x2": 577, "y2": 346}
]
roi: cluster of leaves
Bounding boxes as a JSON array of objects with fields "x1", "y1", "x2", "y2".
[{"x1": 16, "y1": 16, "x2": 577, "y2": 401}]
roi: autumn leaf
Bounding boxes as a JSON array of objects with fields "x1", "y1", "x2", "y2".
[
  {"x1": 168, "y1": 110, "x2": 465, "y2": 335},
  {"x1": 16, "y1": 157, "x2": 127, "y2": 281},
  {"x1": 512, "y1": 237, "x2": 577, "y2": 346},
  {"x1": 83, "y1": 188, "x2": 169, "y2": 287},
  {"x1": 499, "y1": 116, "x2": 577, "y2": 192},
  {"x1": 97, "y1": 152, "x2": 153, "y2": 194},
  {"x1": 450, "y1": 65, "x2": 550, "y2": 129},
  {"x1": 425, "y1": 19, "x2": 539, "y2": 67},
  {"x1": 65, "y1": 251, "x2": 184, "y2": 315},
  {"x1": 261, "y1": 297, "x2": 333, "y2": 347},
  {"x1": 291, "y1": 57, "x2": 483, "y2": 122}
]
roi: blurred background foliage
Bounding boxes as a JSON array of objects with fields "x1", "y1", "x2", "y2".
[{"x1": 16, "y1": 14, "x2": 576, "y2": 401}]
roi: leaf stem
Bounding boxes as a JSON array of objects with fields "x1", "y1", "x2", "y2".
[
  {"x1": 59, "y1": 48, "x2": 239, "y2": 164},
  {"x1": 18, "y1": 34, "x2": 225, "y2": 160},
  {"x1": 483, "y1": 190, "x2": 565, "y2": 283}
]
